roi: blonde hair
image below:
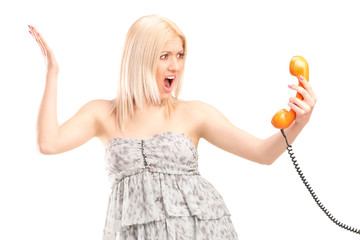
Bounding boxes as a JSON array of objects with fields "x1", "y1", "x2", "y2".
[{"x1": 110, "y1": 15, "x2": 187, "y2": 133}]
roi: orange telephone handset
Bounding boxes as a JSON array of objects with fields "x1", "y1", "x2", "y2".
[{"x1": 271, "y1": 56, "x2": 309, "y2": 129}]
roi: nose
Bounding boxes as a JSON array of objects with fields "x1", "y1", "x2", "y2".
[{"x1": 168, "y1": 56, "x2": 180, "y2": 72}]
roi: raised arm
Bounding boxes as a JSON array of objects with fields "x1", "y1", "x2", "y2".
[
  {"x1": 195, "y1": 77, "x2": 316, "y2": 165},
  {"x1": 29, "y1": 25, "x2": 100, "y2": 155}
]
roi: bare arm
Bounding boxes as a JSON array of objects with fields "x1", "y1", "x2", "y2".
[
  {"x1": 37, "y1": 90, "x2": 100, "y2": 154},
  {"x1": 29, "y1": 25, "x2": 99, "y2": 155},
  {"x1": 36, "y1": 70, "x2": 59, "y2": 154},
  {"x1": 196, "y1": 76, "x2": 316, "y2": 165}
]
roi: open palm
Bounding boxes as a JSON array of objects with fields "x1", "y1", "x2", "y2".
[{"x1": 28, "y1": 25, "x2": 59, "y2": 74}]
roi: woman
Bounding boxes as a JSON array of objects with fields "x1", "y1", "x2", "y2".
[{"x1": 29, "y1": 15, "x2": 316, "y2": 239}]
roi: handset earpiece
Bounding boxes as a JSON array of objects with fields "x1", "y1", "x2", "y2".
[{"x1": 271, "y1": 56, "x2": 309, "y2": 129}]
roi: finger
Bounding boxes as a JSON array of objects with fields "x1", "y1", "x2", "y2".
[
  {"x1": 28, "y1": 26, "x2": 46, "y2": 49},
  {"x1": 289, "y1": 96, "x2": 311, "y2": 112},
  {"x1": 289, "y1": 84, "x2": 315, "y2": 106},
  {"x1": 288, "y1": 84, "x2": 311, "y2": 102},
  {"x1": 30, "y1": 28, "x2": 47, "y2": 57},
  {"x1": 299, "y1": 75, "x2": 317, "y2": 101},
  {"x1": 31, "y1": 30, "x2": 46, "y2": 57},
  {"x1": 37, "y1": 35, "x2": 47, "y2": 57},
  {"x1": 28, "y1": 27, "x2": 36, "y2": 39},
  {"x1": 31, "y1": 26, "x2": 51, "y2": 52},
  {"x1": 288, "y1": 100, "x2": 305, "y2": 116},
  {"x1": 29, "y1": 29, "x2": 42, "y2": 49}
]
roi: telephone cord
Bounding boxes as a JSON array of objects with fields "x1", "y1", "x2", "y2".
[{"x1": 280, "y1": 129, "x2": 360, "y2": 235}]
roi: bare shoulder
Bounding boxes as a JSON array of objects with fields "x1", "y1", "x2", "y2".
[
  {"x1": 179, "y1": 99, "x2": 218, "y2": 118},
  {"x1": 79, "y1": 98, "x2": 114, "y2": 130},
  {"x1": 82, "y1": 98, "x2": 113, "y2": 114},
  {"x1": 176, "y1": 100, "x2": 216, "y2": 137},
  {"x1": 178, "y1": 99, "x2": 210, "y2": 111},
  {"x1": 179, "y1": 99, "x2": 235, "y2": 139}
]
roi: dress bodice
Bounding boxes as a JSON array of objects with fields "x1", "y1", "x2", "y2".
[{"x1": 105, "y1": 131, "x2": 199, "y2": 188}]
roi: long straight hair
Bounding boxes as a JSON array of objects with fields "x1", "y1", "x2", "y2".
[{"x1": 110, "y1": 15, "x2": 187, "y2": 133}]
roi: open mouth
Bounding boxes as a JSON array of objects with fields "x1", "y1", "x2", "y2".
[{"x1": 164, "y1": 76, "x2": 175, "y2": 92}]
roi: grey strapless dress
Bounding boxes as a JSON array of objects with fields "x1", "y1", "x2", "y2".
[{"x1": 102, "y1": 131, "x2": 239, "y2": 240}]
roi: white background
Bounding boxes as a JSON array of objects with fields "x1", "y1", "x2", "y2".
[{"x1": 1, "y1": 0, "x2": 360, "y2": 239}]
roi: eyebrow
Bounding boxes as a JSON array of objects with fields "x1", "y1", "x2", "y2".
[{"x1": 161, "y1": 49, "x2": 184, "y2": 54}]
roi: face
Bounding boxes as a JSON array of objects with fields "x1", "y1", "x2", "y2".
[{"x1": 156, "y1": 35, "x2": 184, "y2": 100}]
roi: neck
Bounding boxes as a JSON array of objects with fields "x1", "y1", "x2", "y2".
[{"x1": 134, "y1": 99, "x2": 162, "y2": 113}]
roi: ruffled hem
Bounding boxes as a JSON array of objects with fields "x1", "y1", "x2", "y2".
[
  {"x1": 103, "y1": 169, "x2": 231, "y2": 236},
  {"x1": 103, "y1": 215, "x2": 238, "y2": 240}
]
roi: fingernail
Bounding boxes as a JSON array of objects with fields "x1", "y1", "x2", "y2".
[
  {"x1": 288, "y1": 84, "x2": 294, "y2": 88},
  {"x1": 299, "y1": 75, "x2": 304, "y2": 80}
]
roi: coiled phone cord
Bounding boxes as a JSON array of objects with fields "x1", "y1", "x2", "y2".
[{"x1": 280, "y1": 129, "x2": 360, "y2": 235}]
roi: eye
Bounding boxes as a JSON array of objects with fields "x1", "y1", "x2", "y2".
[
  {"x1": 160, "y1": 54, "x2": 168, "y2": 60},
  {"x1": 177, "y1": 53, "x2": 184, "y2": 58}
]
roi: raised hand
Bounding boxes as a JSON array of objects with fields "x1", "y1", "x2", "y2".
[{"x1": 28, "y1": 25, "x2": 59, "y2": 74}]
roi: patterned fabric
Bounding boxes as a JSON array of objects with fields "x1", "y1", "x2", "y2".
[{"x1": 103, "y1": 131, "x2": 239, "y2": 240}]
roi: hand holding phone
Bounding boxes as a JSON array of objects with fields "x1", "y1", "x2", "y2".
[{"x1": 271, "y1": 56, "x2": 309, "y2": 129}]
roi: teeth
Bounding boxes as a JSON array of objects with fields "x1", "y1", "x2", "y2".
[{"x1": 166, "y1": 76, "x2": 175, "y2": 80}]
